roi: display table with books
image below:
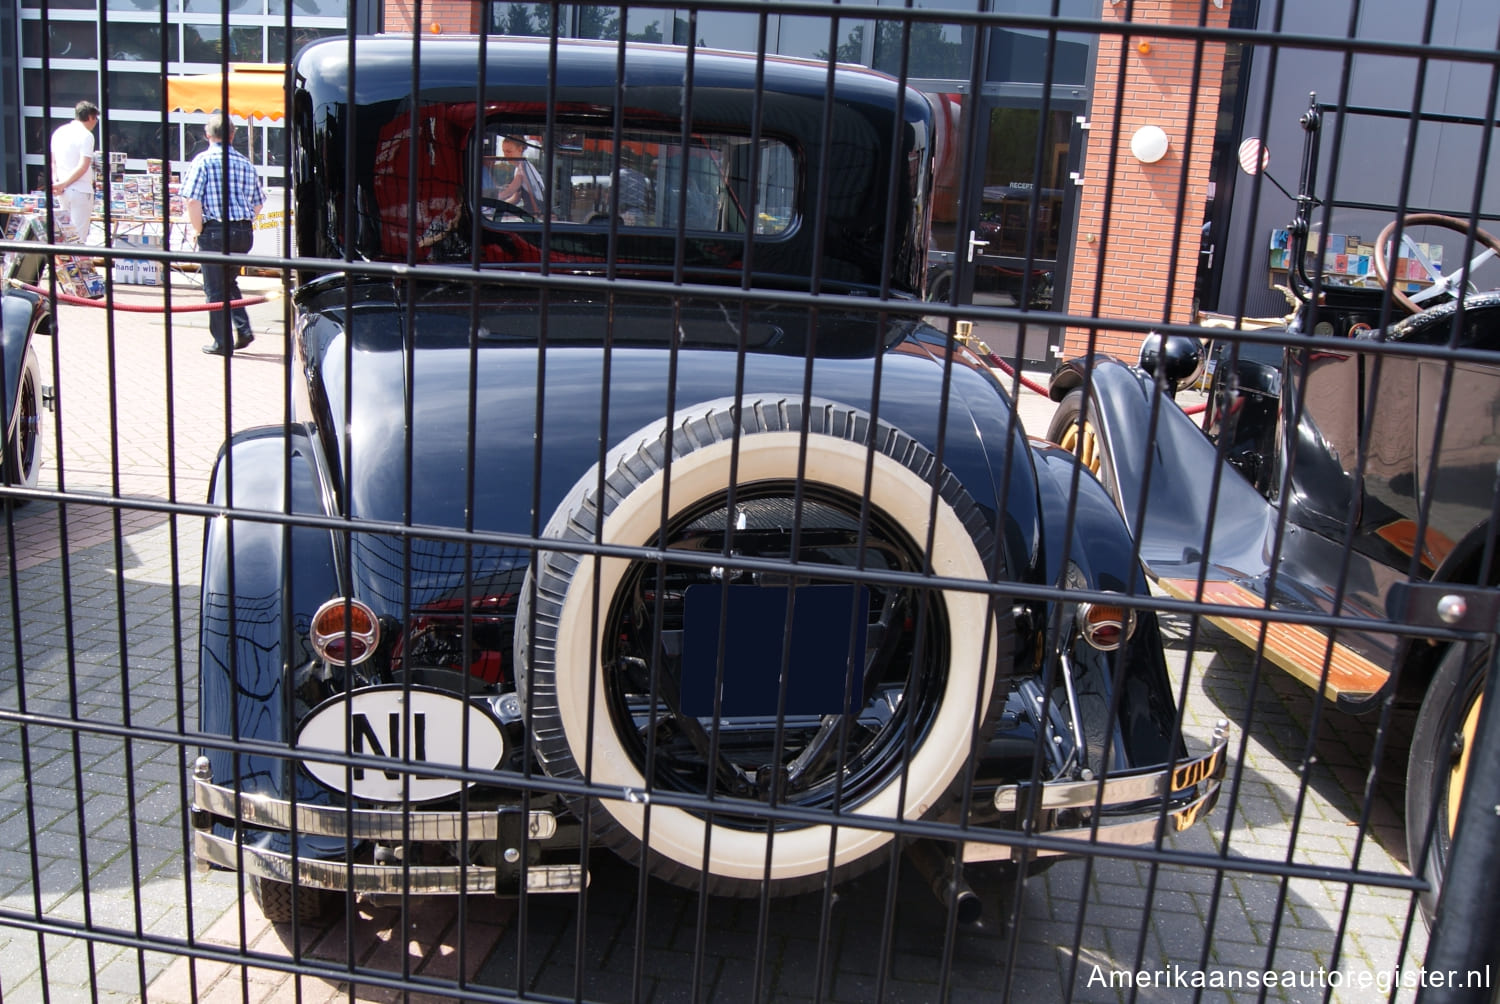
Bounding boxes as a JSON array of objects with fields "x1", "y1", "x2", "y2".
[
  {"x1": 0, "y1": 201, "x2": 105, "y2": 297},
  {"x1": 94, "y1": 213, "x2": 193, "y2": 286}
]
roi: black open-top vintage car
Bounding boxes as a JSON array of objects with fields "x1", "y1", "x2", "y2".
[
  {"x1": 1048, "y1": 95, "x2": 1499, "y2": 919},
  {"x1": 191, "y1": 36, "x2": 1225, "y2": 924}
]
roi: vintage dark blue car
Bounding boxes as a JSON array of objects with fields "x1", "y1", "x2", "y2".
[
  {"x1": 190, "y1": 36, "x2": 1225, "y2": 924},
  {"x1": 1047, "y1": 95, "x2": 1499, "y2": 919}
]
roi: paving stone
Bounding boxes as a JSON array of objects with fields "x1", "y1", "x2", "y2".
[
  {"x1": 713, "y1": 954, "x2": 776, "y2": 1002},
  {"x1": 89, "y1": 952, "x2": 152, "y2": 999}
]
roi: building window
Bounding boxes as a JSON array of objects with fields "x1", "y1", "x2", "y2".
[
  {"x1": 182, "y1": 24, "x2": 267, "y2": 65},
  {"x1": 107, "y1": 69, "x2": 165, "y2": 109},
  {"x1": 873, "y1": 0, "x2": 976, "y2": 80},
  {"x1": 182, "y1": 0, "x2": 265, "y2": 13},
  {"x1": 22, "y1": 20, "x2": 99, "y2": 61},
  {"x1": 24, "y1": 69, "x2": 99, "y2": 110},
  {"x1": 107, "y1": 120, "x2": 181, "y2": 164},
  {"x1": 987, "y1": 0, "x2": 1094, "y2": 86},
  {"x1": 269, "y1": 26, "x2": 346, "y2": 63},
  {"x1": 269, "y1": 0, "x2": 349, "y2": 15},
  {"x1": 106, "y1": 23, "x2": 179, "y2": 63}
]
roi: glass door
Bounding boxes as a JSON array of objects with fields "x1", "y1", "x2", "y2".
[{"x1": 938, "y1": 97, "x2": 1083, "y2": 362}]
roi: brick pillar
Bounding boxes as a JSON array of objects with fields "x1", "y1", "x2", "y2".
[
  {"x1": 1063, "y1": 0, "x2": 1231, "y2": 360},
  {"x1": 383, "y1": 1, "x2": 480, "y2": 35}
]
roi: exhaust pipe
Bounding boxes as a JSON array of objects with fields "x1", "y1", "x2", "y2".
[{"x1": 906, "y1": 840, "x2": 983, "y2": 925}]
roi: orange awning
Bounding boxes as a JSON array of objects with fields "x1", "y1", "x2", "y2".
[{"x1": 166, "y1": 64, "x2": 287, "y2": 122}]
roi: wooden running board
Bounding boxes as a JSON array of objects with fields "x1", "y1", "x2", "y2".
[{"x1": 1159, "y1": 577, "x2": 1389, "y2": 702}]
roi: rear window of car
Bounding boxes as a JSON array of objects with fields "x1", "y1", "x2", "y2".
[{"x1": 476, "y1": 121, "x2": 797, "y2": 236}]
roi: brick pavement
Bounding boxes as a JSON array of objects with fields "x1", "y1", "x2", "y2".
[
  {"x1": 0, "y1": 279, "x2": 1436, "y2": 1002},
  {"x1": 0, "y1": 273, "x2": 290, "y2": 1002}
]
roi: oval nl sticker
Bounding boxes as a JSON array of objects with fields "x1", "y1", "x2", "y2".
[{"x1": 295, "y1": 685, "x2": 508, "y2": 803}]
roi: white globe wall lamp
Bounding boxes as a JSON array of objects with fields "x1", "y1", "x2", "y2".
[{"x1": 1130, "y1": 125, "x2": 1170, "y2": 164}]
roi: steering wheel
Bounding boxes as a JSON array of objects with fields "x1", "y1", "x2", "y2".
[
  {"x1": 1374, "y1": 213, "x2": 1500, "y2": 314},
  {"x1": 479, "y1": 197, "x2": 537, "y2": 224}
]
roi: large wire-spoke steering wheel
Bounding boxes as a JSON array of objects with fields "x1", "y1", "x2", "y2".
[{"x1": 1374, "y1": 213, "x2": 1500, "y2": 315}]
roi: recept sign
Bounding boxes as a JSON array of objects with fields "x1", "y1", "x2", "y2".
[{"x1": 295, "y1": 685, "x2": 508, "y2": 803}]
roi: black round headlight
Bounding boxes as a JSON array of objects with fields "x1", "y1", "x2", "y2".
[{"x1": 1138, "y1": 332, "x2": 1204, "y2": 392}]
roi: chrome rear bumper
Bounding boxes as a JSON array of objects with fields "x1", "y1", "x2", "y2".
[
  {"x1": 189, "y1": 758, "x2": 584, "y2": 896},
  {"x1": 971, "y1": 723, "x2": 1229, "y2": 861},
  {"x1": 191, "y1": 829, "x2": 585, "y2": 895},
  {"x1": 191, "y1": 723, "x2": 1228, "y2": 891}
]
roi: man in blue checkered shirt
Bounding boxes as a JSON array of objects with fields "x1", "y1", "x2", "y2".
[{"x1": 184, "y1": 113, "x2": 265, "y2": 356}]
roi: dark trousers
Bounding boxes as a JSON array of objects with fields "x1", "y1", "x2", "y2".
[{"x1": 199, "y1": 221, "x2": 254, "y2": 351}]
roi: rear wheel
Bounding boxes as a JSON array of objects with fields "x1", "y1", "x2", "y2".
[
  {"x1": 249, "y1": 875, "x2": 339, "y2": 926},
  {"x1": 1405, "y1": 640, "x2": 1487, "y2": 922},
  {"x1": 4, "y1": 346, "x2": 42, "y2": 491},
  {"x1": 518, "y1": 398, "x2": 1011, "y2": 897},
  {"x1": 1046, "y1": 388, "x2": 1114, "y2": 496}
]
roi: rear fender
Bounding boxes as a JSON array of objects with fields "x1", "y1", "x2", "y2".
[
  {"x1": 1050, "y1": 356, "x2": 1274, "y2": 576},
  {"x1": 1030, "y1": 436, "x2": 1142, "y2": 595},
  {"x1": 1029, "y1": 439, "x2": 1181, "y2": 769},
  {"x1": 200, "y1": 426, "x2": 340, "y2": 823},
  {"x1": 1066, "y1": 615, "x2": 1183, "y2": 770}
]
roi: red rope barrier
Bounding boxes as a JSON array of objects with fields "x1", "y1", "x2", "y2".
[
  {"x1": 985, "y1": 351, "x2": 1053, "y2": 398},
  {"x1": 9, "y1": 279, "x2": 270, "y2": 313}
]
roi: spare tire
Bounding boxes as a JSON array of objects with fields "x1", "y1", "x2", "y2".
[{"x1": 517, "y1": 398, "x2": 1011, "y2": 897}]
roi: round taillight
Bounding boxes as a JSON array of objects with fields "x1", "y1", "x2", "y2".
[
  {"x1": 310, "y1": 597, "x2": 380, "y2": 666},
  {"x1": 1075, "y1": 600, "x2": 1136, "y2": 652}
]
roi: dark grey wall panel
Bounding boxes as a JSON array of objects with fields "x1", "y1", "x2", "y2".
[{"x1": 1217, "y1": 0, "x2": 1499, "y2": 316}]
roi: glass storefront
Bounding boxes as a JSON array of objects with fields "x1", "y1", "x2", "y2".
[
  {"x1": 487, "y1": 1, "x2": 979, "y2": 71},
  {"x1": 19, "y1": 1, "x2": 349, "y2": 189}
]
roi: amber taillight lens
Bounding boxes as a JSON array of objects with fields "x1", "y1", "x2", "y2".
[
  {"x1": 1075, "y1": 599, "x2": 1136, "y2": 652},
  {"x1": 310, "y1": 597, "x2": 380, "y2": 665}
]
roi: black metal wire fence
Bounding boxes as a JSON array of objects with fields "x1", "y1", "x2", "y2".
[{"x1": 1, "y1": 2, "x2": 1498, "y2": 1002}]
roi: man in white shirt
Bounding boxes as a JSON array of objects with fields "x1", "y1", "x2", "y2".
[{"x1": 50, "y1": 101, "x2": 100, "y2": 244}]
